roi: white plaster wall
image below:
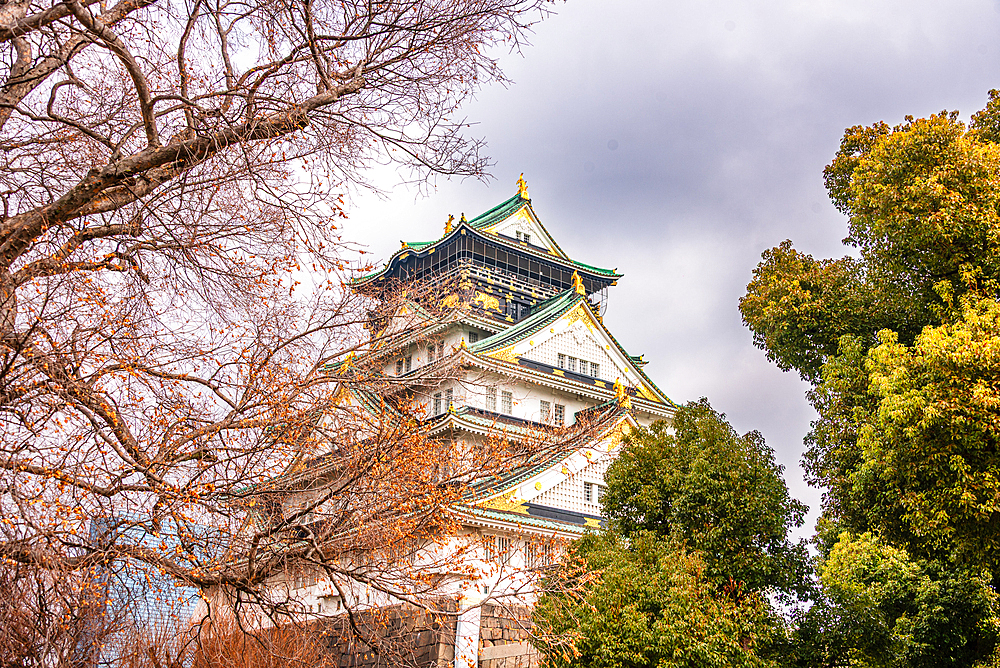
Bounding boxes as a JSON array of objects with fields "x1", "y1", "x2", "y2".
[
  {"x1": 521, "y1": 323, "x2": 623, "y2": 382},
  {"x1": 532, "y1": 455, "x2": 612, "y2": 515},
  {"x1": 462, "y1": 373, "x2": 596, "y2": 426}
]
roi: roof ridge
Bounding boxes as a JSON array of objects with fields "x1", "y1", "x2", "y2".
[
  {"x1": 468, "y1": 193, "x2": 525, "y2": 227},
  {"x1": 470, "y1": 290, "x2": 582, "y2": 354}
]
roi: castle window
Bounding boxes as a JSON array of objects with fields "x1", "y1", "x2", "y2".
[
  {"x1": 540, "y1": 400, "x2": 551, "y2": 423},
  {"x1": 405, "y1": 356, "x2": 412, "y2": 373},
  {"x1": 558, "y1": 354, "x2": 566, "y2": 369},
  {"x1": 526, "y1": 541, "x2": 553, "y2": 569},
  {"x1": 597, "y1": 484, "x2": 607, "y2": 503},
  {"x1": 523, "y1": 233, "x2": 531, "y2": 245},
  {"x1": 486, "y1": 387, "x2": 497, "y2": 411},
  {"x1": 567, "y1": 356, "x2": 577, "y2": 373},
  {"x1": 434, "y1": 393, "x2": 442, "y2": 415},
  {"x1": 584, "y1": 482, "x2": 593, "y2": 503},
  {"x1": 446, "y1": 388, "x2": 453, "y2": 410},
  {"x1": 590, "y1": 362, "x2": 600, "y2": 378},
  {"x1": 428, "y1": 344, "x2": 436, "y2": 362},
  {"x1": 469, "y1": 332, "x2": 479, "y2": 344},
  {"x1": 486, "y1": 535, "x2": 513, "y2": 565},
  {"x1": 501, "y1": 391, "x2": 513, "y2": 414},
  {"x1": 554, "y1": 404, "x2": 565, "y2": 426},
  {"x1": 395, "y1": 359, "x2": 403, "y2": 375}
]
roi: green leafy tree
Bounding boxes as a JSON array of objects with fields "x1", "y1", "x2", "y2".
[
  {"x1": 602, "y1": 399, "x2": 811, "y2": 599},
  {"x1": 534, "y1": 402, "x2": 807, "y2": 668},
  {"x1": 742, "y1": 94, "x2": 1000, "y2": 569},
  {"x1": 533, "y1": 533, "x2": 780, "y2": 668},
  {"x1": 788, "y1": 532, "x2": 999, "y2": 668},
  {"x1": 741, "y1": 91, "x2": 1000, "y2": 664},
  {"x1": 858, "y1": 299, "x2": 1000, "y2": 568}
]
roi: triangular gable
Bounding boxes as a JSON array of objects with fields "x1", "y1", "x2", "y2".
[
  {"x1": 472, "y1": 292, "x2": 670, "y2": 405},
  {"x1": 368, "y1": 297, "x2": 454, "y2": 348},
  {"x1": 469, "y1": 195, "x2": 568, "y2": 260},
  {"x1": 477, "y1": 413, "x2": 636, "y2": 515}
]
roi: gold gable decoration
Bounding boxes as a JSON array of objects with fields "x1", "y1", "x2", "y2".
[
  {"x1": 489, "y1": 346, "x2": 520, "y2": 364},
  {"x1": 479, "y1": 494, "x2": 529, "y2": 515},
  {"x1": 613, "y1": 378, "x2": 632, "y2": 410},
  {"x1": 517, "y1": 173, "x2": 529, "y2": 199},
  {"x1": 571, "y1": 270, "x2": 585, "y2": 295},
  {"x1": 566, "y1": 303, "x2": 595, "y2": 331}
]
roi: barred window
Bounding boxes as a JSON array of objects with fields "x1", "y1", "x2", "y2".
[
  {"x1": 445, "y1": 388, "x2": 453, "y2": 410},
  {"x1": 405, "y1": 356, "x2": 412, "y2": 373},
  {"x1": 597, "y1": 484, "x2": 607, "y2": 503},
  {"x1": 428, "y1": 344, "x2": 436, "y2": 362},
  {"x1": 395, "y1": 359, "x2": 403, "y2": 375},
  {"x1": 540, "y1": 400, "x2": 551, "y2": 423},
  {"x1": 434, "y1": 392, "x2": 442, "y2": 415},
  {"x1": 590, "y1": 362, "x2": 600, "y2": 378},
  {"x1": 501, "y1": 391, "x2": 513, "y2": 414},
  {"x1": 486, "y1": 387, "x2": 496, "y2": 411},
  {"x1": 526, "y1": 542, "x2": 553, "y2": 569},
  {"x1": 554, "y1": 404, "x2": 565, "y2": 426},
  {"x1": 486, "y1": 535, "x2": 513, "y2": 565},
  {"x1": 567, "y1": 356, "x2": 577, "y2": 373},
  {"x1": 584, "y1": 482, "x2": 594, "y2": 503},
  {"x1": 557, "y1": 353, "x2": 566, "y2": 369},
  {"x1": 523, "y1": 233, "x2": 531, "y2": 245},
  {"x1": 469, "y1": 332, "x2": 479, "y2": 344}
]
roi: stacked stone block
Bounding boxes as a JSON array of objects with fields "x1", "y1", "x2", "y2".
[{"x1": 477, "y1": 603, "x2": 539, "y2": 668}]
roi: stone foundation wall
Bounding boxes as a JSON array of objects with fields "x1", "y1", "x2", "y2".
[
  {"x1": 320, "y1": 599, "x2": 458, "y2": 668},
  {"x1": 477, "y1": 603, "x2": 539, "y2": 668}
]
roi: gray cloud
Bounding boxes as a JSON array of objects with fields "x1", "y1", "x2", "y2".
[{"x1": 340, "y1": 0, "x2": 1000, "y2": 537}]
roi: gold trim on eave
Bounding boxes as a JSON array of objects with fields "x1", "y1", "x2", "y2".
[
  {"x1": 480, "y1": 494, "x2": 529, "y2": 515},
  {"x1": 488, "y1": 346, "x2": 521, "y2": 364}
]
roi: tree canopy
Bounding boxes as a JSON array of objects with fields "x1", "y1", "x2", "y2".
[
  {"x1": 0, "y1": 0, "x2": 555, "y2": 658},
  {"x1": 741, "y1": 91, "x2": 1000, "y2": 665},
  {"x1": 535, "y1": 401, "x2": 808, "y2": 668},
  {"x1": 742, "y1": 94, "x2": 1000, "y2": 571},
  {"x1": 534, "y1": 533, "x2": 781, "y2": 668},
  {"x1": 602, "y1": 399, "x2": 811, "y2": 600}
]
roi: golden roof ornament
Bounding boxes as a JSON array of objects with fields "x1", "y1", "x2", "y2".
[
  {"x1": 445, "y1": 214, "x2": 454, "y2": 235},
  {"x1": 460, "y1": 212, "x2": 467, "y2": 224},
  {"x1": 516, "y1": 173, "x2": 529, "y2": 199},
  {"x1": 401, "y1": 241, "x2": 408, "y2": 249},
  {"x1": 613, "y1": 378, "x2": 632, "y2": 409},
  {"x1": 572, "y1": 270, "x2": 586, "y2": 295}
]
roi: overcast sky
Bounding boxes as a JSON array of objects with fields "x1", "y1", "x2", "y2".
[{"x1": 338, "y1": 0, "x2": 1000, "y2": 537}]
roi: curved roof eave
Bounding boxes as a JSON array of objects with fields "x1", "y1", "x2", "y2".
[
  {"x1": 467, "y1": 292, "x2": 675, "y2": 408},
  {"x1": 351, "y1": 220, "x2": 622, "y2": 289}
]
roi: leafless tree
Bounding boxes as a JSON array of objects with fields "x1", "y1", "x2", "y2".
[{"x1": 0, "y1": 0, "x2": 555, "y2": 663}]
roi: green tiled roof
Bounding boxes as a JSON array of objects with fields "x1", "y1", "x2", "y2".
[
  {"x1": 352, "y1": 192, "x2": 620, "y2": 286},
  {"x1": 467, "y1": 288, "x2": 674, "y2": 406},
  {"x1": 460, "y1": 505, "x2": 588, "y2": 534},
  {"x1": 468, "y1": 193, "x2": 526, "y2": 228},
  {"x1": 470, "y1": 290, "x2": 582, "y2": 355},
  {"x1": 462, "y1": 403, "x2": 628, "y2": 501}
]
